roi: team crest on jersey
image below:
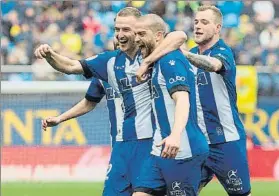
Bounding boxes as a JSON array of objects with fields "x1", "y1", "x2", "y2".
[
  {"x1": 216, "y1": 127, "x2": 223, "y2": 135},
  {"x1": 226, "y1": 170, "x2": 243, "y2": 192},
  {"x1": 169, "y1": 181, "x2": 186, "y2": 196},
  {"x1": 169, "y1": 60, "x2": 175, "y2": 66}
]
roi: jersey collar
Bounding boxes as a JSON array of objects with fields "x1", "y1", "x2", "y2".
[{"x1": 198, "y1": 39, "x2": 225, "y2": 55}]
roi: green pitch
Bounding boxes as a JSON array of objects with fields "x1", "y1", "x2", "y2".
[{"x1": 2, "y1": 181, "x2": 278, "y2": 196}]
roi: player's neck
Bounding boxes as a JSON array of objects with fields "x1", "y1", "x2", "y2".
[
  {"x1": 155, "y1": 38, "x2": 163, "y2": 49},
  {"x1": 126, "y1": 46, "x2": 139, "y2": 60},
  {"x1": 198, "y1": 36, "x2": 219, "y2": 54}
]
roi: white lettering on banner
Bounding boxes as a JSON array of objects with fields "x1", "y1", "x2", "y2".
[
  {"x1": 1, "y1": 165, "x2": 107, "y2": 182},
  {"x1": 169, "y1": 76, "x2": 185, "y2": 84}
]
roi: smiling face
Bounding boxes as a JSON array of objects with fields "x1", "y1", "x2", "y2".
[
  {"x1": 134, "y1": 21, "x2": 156, "y2": 58},
  {"x1": 114, "y1": 16, "x2": 138, "y2": 53},
  {"x1": 194, "y1": 9, "x2": 222, "y2": 45},
  {"x1": 134, "y1": 14, "x2": 166, "y2": 58}
]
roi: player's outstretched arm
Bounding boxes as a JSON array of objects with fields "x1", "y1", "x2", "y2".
[
  {"x1": 136, "y1": 31, "x2": 187, "y2": 81},
  {"x1": 42, "y1": 98, "x2": 97, "y2": 131},
  {"x1": 34, "y1": 44, "x2": 84, "y2": 74},
  {"x1": 181, "y1": 49, "x2": 222, "y2": 72},
  {"x1": 157, "y1": 91, "x2": 190, "y2": 159}
]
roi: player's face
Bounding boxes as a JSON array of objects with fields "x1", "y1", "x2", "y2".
[
  {"x1": 194, "y1": 10, "x2": 221, "y2": 45},
  {"x1": 114, "y1": 16, "x2": 137, "y2": 52},
  {"x1": 134, "y1": 21, "x2": 156, "y2": 58}
]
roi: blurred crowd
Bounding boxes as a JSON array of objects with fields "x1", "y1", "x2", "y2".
[{"x1": 1, "y1": 1, "x2": 279, "y2": 84}]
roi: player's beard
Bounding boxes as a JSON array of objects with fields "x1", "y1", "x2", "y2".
[
  {"x1": 140, "y1": 42, "x2": 155, "y2": 58},
  {"x1": 195, "y1": 34, "x2": 214, "y2": 46}
]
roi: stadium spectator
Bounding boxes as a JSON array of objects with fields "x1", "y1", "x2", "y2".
[{"x1": 1, "y1": 1, "x2": 279, "y2": 83}]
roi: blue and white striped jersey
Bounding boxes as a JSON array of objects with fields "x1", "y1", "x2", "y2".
[
  {"x1": 85, "y1": 78, "x2": 120, "y2": 147},
  {"x1": 80, "y1": 50, "x2": 155, "y2": 142},
  {"x1": 190, "y1": 39, "x2": 246, "y2": 144},
  {"x1": 151, "y1": 50, "x2": 208, "y2": 159}
]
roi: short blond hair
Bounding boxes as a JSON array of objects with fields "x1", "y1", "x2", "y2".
[
  {"x1": 138, "y1": 14, "x2": 167, "y2": 34},
  {"x1": 198, "y1": 5, "x2": 223, "y2": 25},
  {"x1": 117, "y1": 7, "x2": 141, "y2": 18}
]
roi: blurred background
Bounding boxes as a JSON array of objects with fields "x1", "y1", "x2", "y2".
[{"x1": 1, "y1": 1, "x2": 279, "y2": 196}]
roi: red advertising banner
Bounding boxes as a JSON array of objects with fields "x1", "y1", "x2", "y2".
[
  {"x1": 1, "y1": 146, "x2": 279, "y2": 181},
  {"x1": 247, "y1": 148, "x2": 279, "y2": 180},
  {"x1": 1, "y1": 146, "x2": 111, "y2": 181}
]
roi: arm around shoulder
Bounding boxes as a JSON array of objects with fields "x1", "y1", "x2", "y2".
[{"x1": 183, "y1": 50, "x2": 222, "y2": 72}]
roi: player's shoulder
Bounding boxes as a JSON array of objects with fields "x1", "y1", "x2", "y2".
[
  {"x1": 212, "y1": 39, "x2": 233, "y2": 56},
  {"x1": 159, "y1": 49, "x2": 185, "y2": 64},
  {"x1": 102, "y1": 49, "x2": 121, "y2": 58},
  {"x1": 86, "y1": 50, "x2": 120, "y2": 61}
]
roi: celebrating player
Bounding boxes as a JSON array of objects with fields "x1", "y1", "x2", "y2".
[
  {"x1": 42, "y1": 40, "x2": 121, "y2": 147},
  {"x1": 135, "y1": 5, "x2": 251, "y2": 196},
  {"x1": 34, "y1": 7, "x2": 186, "y2": 195},
  {"x1": 133, "y1": 14, "x2": 208, "y2": 196}
]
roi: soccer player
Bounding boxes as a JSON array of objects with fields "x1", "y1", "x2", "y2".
[
  {"x1": 34, "y1": 7, "x2": 186, "y2": 195},
  {"x1": 135, "y1": 5, "x2": 251, "y2": 196},
  {"x1": 41, "y1": 78, "x2": 120, "y2": 147},
  {"x1": 133, "y1": 14, "x2": 209, "y2": 196}
]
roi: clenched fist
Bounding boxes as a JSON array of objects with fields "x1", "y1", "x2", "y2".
[
  {"x1": 41, "y1": 116, "x2": 62, "y2": 131},
  {"x1": 34, "y1": 44, "x2": 54, "y2": 59}
]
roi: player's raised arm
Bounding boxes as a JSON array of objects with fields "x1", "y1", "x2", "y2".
[
  {"x1": 42, "y1": 78, "x2": 105, "y2": 131},
  {"x1": 181, "y1": 49, "x2": 223, "y2": 72},
  {"x1": 136, "y1": 31, "x2": 187, "y2": 81},
  {"x1": 34, "y1": 44, "x2": 83, "y2": 74},
  {"x1": 42, "y1": 98, "x2": 97, "y2": 131}
]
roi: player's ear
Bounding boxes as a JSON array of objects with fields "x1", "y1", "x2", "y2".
[
  {"x1": 216, "y1": 23, "x2": 222, "y2": 34},
  {"x1": 156, "y1": 31, "x2": 164, "y2": 42}
]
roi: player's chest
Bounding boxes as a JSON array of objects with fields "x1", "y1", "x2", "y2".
[{"x1": 112, "y1": 61, "x2": 149, "y2": 93}]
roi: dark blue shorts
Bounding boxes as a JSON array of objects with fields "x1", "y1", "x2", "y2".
[
  {"x1": 201, "y1": 139, "x2": 251, "y2": 195},
  {"x1": 102, "y1": 138, "x2": 153, "y2": 196},
  {"x1": 134, "y1": 153, "x2": 208, "y2": 196}
]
